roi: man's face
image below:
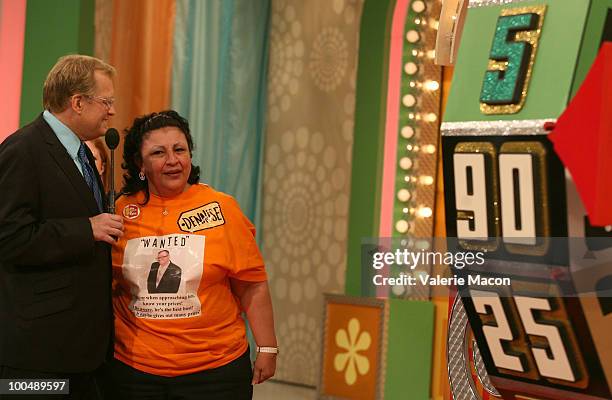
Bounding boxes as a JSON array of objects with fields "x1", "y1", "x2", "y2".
[
  {"x1": 157, "y1": 251, "x2": 170, "y2": 266},
  {"x1": 78, "y1": 71, "x2": 116, "y2": 140}
]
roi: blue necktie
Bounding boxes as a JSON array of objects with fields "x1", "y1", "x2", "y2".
[{"x1": 77, "y1": 143, "x2": 103, "y2": 212}]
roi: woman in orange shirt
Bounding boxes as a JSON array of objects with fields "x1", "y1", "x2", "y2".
[{"x1": 108, "y1": 110, "x2": 277, "y2": 399}]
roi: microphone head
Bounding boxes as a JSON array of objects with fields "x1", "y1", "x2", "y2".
[{"x1": 105, "y1": 128, "x2": 120, "y2": 150}]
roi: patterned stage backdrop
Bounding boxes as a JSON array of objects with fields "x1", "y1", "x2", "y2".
[
  {"x1": 262, "y1": 0, "x2": 364, "y2": 386},
  {"x1": 94, "y1": 0, "x2": 113, "y2": 63}
]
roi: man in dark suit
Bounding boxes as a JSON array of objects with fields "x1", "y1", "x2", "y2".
[
  {"x1": 0, "y1": 55, "x2": 124, "y2": 398},
  {"x1": 147, "y1": 250, "x2": 182, "y2": 294}
]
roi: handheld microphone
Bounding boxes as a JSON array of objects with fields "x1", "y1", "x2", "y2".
[{"x1": 104, "y1": 128, "x2": 120, "y2": 214}]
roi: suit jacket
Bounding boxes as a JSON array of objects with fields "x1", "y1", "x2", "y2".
[
  {"x1": 147, "y1": 262, "x2": 181, "y2": 293},
  {"x1": 0, "y1": 114, "x2": 111, "y2": 373}
]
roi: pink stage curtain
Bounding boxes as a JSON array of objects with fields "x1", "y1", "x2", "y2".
[{"x1": 0, "y1": 0, "x2": 27, "y2": 142}]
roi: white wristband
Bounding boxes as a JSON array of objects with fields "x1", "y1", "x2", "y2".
[{"x1": 256, "y1": 346, "x2": 279, "y2": 355}]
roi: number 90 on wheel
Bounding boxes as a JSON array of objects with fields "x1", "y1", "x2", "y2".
[
  {"x1": 442, "y1": 133, "x2": 612, "y2": 399},
  {"x1": 442, "y1": 134, "x2": 567, "y2": 264}
]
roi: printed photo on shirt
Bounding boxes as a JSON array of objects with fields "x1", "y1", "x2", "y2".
[
  {"x1": 148, "y1": 250, "x2": 182, "y2": 294},
  {"x1": 121, "y1": 234, "x2": 205, "y2": 319}
]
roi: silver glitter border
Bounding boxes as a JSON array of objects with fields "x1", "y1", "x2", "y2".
[
  {"x1": 473, "y1": 338, "x2": 501, "y2": 397},
  {"x1": 468, "y1": 0, "x2": 535, "y2": 8},
  {"x1": 447, "y1": 295, "x2": 480, "y2": 400},
  {"x1": 447, "y1": 295, "x2": 502, "y2": 400},
  {"x1": 441, "y1": 119, "x2": 556, "y2": 136}
]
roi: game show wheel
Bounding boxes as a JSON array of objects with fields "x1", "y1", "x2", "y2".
[{"x1": 448, "y1": 294, "x2": 501, "y2": 400}]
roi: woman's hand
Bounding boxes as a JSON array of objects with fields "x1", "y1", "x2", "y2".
[
  {"x1": 252, "y1": 352, "x2": 277, "y2": 384},
  {"x1": 230, "y1": 279, "x2": 278, "y2": 385}
]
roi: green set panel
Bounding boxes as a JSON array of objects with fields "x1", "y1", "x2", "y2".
[
  {"x1": 384, "y1": 299, "x2": 434, "y2": 400},
  {"x1": 20, "y1": 0, "x2": 95, "y2": 125},
  {"x1": 444, "y1": 0, "x2": 590, "y2": 122},
  {"x1": 345, "y1": 0, "x2": 396, "y2": 296},
  {"x1": 571, "y1": 0, "x2": 612, "y2": 98}
]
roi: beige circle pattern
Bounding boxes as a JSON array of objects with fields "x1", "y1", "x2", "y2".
[
  {"x1": 332, "y1": 0, "x2": 360, "y2": 24},
  {"x1": 263, "y1": 127, "x2": 349, "y2": 305},
  {"x1": 267, "y1": 0, "x2": 304, "y2": 122},
  {"x1": 275, "y1": 313, "x2": 320, "y2": 385},
  {"x1": 309, "y1": 27, "x2": 349, "y2": 92},
  {"x1": 262, "y1": 0, "x2": 364, "y2": 387},
  {"x1": 343, "y1": 84, "x2": 357, "y2": 164}
]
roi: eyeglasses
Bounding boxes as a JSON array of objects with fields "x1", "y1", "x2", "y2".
[{"x1": 85, "y1": 95, "x2": 115, "y2": 110}]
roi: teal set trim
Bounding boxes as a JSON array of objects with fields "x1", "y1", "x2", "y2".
[{"x1": 171, "y1": 0, "x2": 270, "y2": 232}]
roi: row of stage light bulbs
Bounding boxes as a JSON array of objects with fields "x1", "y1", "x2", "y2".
[{"x1": 395, "y1": 0, "x2": 439, "y2": 234}]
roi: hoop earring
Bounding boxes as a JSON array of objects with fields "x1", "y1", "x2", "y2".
[{"x1": 139, "y1": 172, "x2": 146, "y2": 181}]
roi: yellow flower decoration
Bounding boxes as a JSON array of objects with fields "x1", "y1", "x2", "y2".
[{"x1": 333, "y1": 318, "x2": 372, "y2": 385}]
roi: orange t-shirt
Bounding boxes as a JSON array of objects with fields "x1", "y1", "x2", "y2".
[{"x1": 112, "y1": 184, "x2": 267, "y2": 377}]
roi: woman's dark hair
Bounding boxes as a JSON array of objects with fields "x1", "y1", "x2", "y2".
[{"x1": 121, "y1": 110, "x2": 200, "y2": 204}]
